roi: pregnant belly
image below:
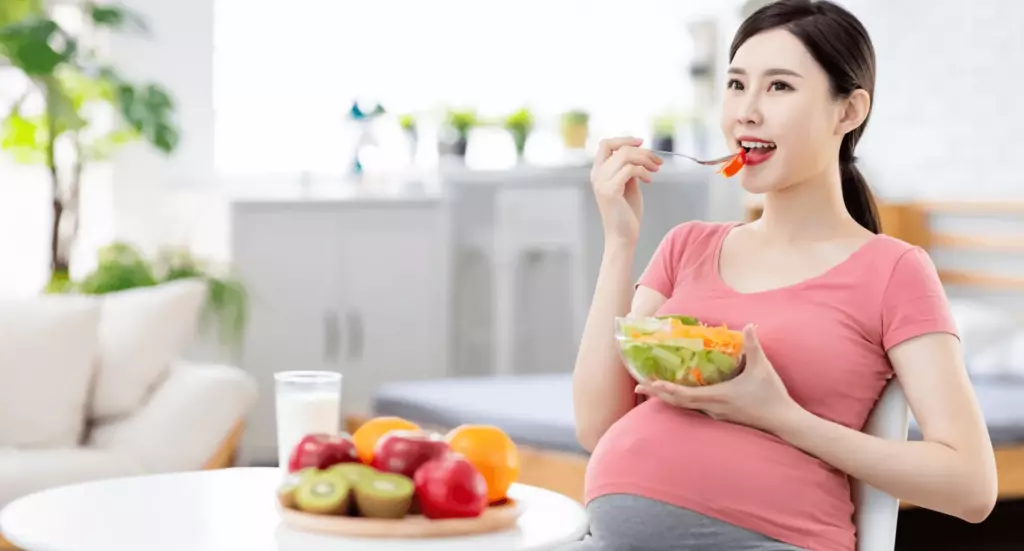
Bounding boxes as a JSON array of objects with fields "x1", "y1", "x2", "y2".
[{"x1": 584, "y1": 399, "x2": 855, "y2": 550}]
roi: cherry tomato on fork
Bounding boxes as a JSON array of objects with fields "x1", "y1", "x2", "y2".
[{"x1": 718, "y1": 149, "x2": 746, "y2": 178}]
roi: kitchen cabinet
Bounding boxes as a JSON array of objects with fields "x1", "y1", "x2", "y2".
[
  {"x1": 229, "y1": 192, "x2": 450, "y2": 465},
  {"x1": 442, "y1": 163, "x2": 729, "y2": 378}
]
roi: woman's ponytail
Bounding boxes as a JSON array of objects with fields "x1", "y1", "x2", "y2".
[{"x1": 839, "y1": 134, "x2": 880, "y2": 234}]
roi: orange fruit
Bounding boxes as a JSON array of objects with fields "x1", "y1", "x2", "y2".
[
  {"x1": 352, "y1": 416, "x2": 420, "y2": 463},
  {"x1": 445, "y1": 424, "x2": 520, "y2": 503}
]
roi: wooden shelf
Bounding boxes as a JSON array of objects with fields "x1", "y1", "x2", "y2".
[
  {"x1": 931, "y1": 233, "x2": 1024, "y2": 252},
  {"x1": 920, "y1": 201, "x2": 1024, "y2": 214},
  {"x1": 938, "y1": 270, "x2": 1024, "y2": 290}
]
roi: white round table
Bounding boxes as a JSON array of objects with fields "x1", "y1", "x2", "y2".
[{"x1": 0, "y1": 467, "x2": 589, "y2": 551}]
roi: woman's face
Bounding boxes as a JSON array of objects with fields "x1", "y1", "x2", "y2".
[{"x1": 720, "y1": 29, "x2": 845, "y2": 194}]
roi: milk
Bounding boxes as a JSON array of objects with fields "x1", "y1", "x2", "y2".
[{"x1": 275, "y1": 390, "x2": 341, "y2": 470}]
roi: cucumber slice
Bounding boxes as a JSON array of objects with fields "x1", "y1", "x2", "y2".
[{"x1": 658, "y1": 315, "x2": 701, "y2": 325}]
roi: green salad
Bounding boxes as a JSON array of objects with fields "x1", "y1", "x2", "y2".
[{"x1": 615, "y1": 315, "x2": 744, "y2": 387}]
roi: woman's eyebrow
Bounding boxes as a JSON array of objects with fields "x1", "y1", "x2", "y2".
[{"x1": 727, "y1": 67, "x2": 805, "y2": 78}]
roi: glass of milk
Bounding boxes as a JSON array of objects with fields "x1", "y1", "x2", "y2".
[{"x1": 274, "y1": 370, "x2": 342, "y2": 471}]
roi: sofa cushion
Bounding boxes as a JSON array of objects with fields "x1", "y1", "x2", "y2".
[
  {"x1": 88, "y1": 362, "x2": 258, "y2": 473},
  {"x1": 90, "y1": 279, "x2": 208, "y2": 420},
  {"x1": 0, "y1": 295, "x2": 102, "y2": 449},
  {"x1": 0, "y1": 448, "x2": 142, "y2": 508},
  {"x1": 948, "y1": 298, "x2": 1022, "y2": 377}
]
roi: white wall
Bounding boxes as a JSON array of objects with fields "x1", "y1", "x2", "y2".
[
  {"x1": 106, "y1": 0, "x2": 214, "y2": 251},
  {"x1": 696, "y1": 0, "x2": 1023, "y2": 201},
  {"x1": 831, "y1": 0, "x2": 1022, "y2": 201}
]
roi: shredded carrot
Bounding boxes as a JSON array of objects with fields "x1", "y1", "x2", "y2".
[
  {"x1": 692, "y1": 368, "x2": 705, "y2": 385},
  {"x1": 628, "y1": 317, "x2": 743, "y2": 357}
]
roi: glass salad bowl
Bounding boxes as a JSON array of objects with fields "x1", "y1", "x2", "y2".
[{"x1": 615, "y1": 315, "x2": 746, "y2": 387}]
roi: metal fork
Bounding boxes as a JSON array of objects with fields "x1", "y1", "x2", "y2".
[{"x1": 651, "y1": 150, "x2": 739, "y2": 166}]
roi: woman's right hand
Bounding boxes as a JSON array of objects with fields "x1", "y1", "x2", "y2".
[{"x1": 590, "y1": 137, "x2": 663, "y2": 246}]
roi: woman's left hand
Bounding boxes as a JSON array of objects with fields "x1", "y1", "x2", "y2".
[{"x1": 635, "y1": 325, "x2": 802, "y2": 434}]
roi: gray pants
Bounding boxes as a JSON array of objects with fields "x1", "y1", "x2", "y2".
[{"x1": 559, "y1": 494, "x2": 809, "y2": 551}]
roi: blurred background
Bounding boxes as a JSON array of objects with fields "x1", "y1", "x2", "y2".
[{"x1": 2, "y1": 0, "x2": 1023, "y2": 549}]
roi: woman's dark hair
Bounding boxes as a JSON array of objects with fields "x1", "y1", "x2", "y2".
[{"x1": 730, "y1": 0, "x2": 881, "y2": 234}]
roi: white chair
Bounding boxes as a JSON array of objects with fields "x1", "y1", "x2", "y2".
[{"x1": 853, "y1": 377, "x2": 909, "y2": 551}]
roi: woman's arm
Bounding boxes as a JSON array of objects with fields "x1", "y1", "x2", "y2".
[
  {"x1": 775, "y1": 332, "x2": 998, "y2": 523},
  {"x1": 572, "y1": 242, "x2": 667, "y2": 452}
]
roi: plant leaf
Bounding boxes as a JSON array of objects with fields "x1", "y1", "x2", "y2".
[
  {"x1": 0, "y1": 0, "x2": 43, "y2": 32},
  {"x1": 83, "y1": 126, "x2": 138, "y2": 161},
  {"x1": 40, "y1": 75, "x2": 86, "y2": 134},
  {"x1": 77, "y1": 242, "x2": 158, "y2": 294},
  {"x1": 115, "y1": 81, "x2": 178, "y2": 153},
  {"x1": 57, "y1": 65, "x2": 116, "y2": 110},
  {"x1": 0, "y1": 112, "x2": 47, "y2": 164},
  {"x1": 0, "y1": 17, "x2": 77, "y2": 76},
  {"x1": 86, "y1": 3, "x2": 148, "y2": 33}
]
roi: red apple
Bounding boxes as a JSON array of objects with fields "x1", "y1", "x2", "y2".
[
  {"x1": 287, "y1": 433, "x2": 359, "y2": 472},
  {"x1": 413, "y1": 453, "x2": 488, "y2": 519},
  {"x1": 371, "y1": 430, "x2": 451, "y2": 478}
]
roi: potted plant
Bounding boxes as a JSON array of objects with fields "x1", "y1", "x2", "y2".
[
  {"x1": 0, "y1": 1, "x2": 179, "y2": 290},
  {"x1": 442, "y1": 108, "x2": 477, "y2": 157},
  {"x1": 560, "y1": 109, "x2": 589, "y2": 150},
  {"x1": 398, "y1": 113, "x2": 416, "y2": 155},
  {"x1": 651, "y1": 113, "x2": 677, "y2": 153},
  {"x1": 71, "y1": 241, "x2": 249, "y2": 352},
  {"x1": 503, "y1": 107, "x2": 534, "y2": 158},
  {"x1": 398, "y1": 113, "x2": 416, "y2": 139}
]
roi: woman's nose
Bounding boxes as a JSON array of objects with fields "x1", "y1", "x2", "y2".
[{"x1": 735, "y1": 94, "x2": 762, "y2": 125}]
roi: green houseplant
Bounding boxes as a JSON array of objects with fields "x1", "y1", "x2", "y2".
[
  {"x1": 443, "y1": 108, "x2": 477, "y2": 157},
  {"x1": 0, "y1": 1, "x2": 248, "y2": 350},
  {"x1": 75, "y1": 242, "x2": 249, "y2": 352},
  {"x1": 0, "y1": 0, "x2": 179, "y2": 285},
  {"x1": 503, "y1": 107, "x2": 534, "y2": 157},
  {"x1": 398, "y1": 112, "x2": 417, "y2": 156},
  {"x1": 651, "y1": 112, "x2": 677, "y2": 153},
  {"x1": 398, "y1": 113, "x2": 416, "y2": 137},
  {"x1": 561, "y1": 109, "x2": 589, "y2": 149}
]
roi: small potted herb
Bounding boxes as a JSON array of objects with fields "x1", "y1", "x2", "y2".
[
  {"x1": 399, "y1": 113, "x2": 417, "y2": 154},
  {"x1": 443, "y1": 108, "x2": 478, "y2": 157},
  {"x1": 561, "y1": 109, "x2": 590, "y2": 149},
  {"x1": 504, "y1": 107, "x2": 534, "y2": 158},
  {"x1": 399, "y1": 113, "x2": 417, "y2": 137},
  {"x1": 651, "y1": 113, "x2": 677, "y2": 153}
]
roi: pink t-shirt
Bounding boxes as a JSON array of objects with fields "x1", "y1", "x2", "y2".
[{"x1": 584, "y1": 221, "x2": 959, "y2": 551}]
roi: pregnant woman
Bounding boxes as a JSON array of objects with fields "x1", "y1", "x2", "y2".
[{"x1": 569, "y1": 1, "x2": 997, "y2": 550}]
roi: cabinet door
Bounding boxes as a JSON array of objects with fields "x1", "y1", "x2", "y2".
[
  {"x1": 231, "y1": 205, "x2": 344, "y2": 464},
  {"x1": 335, "y1": 203, "x2": 450, "y2": 416}
]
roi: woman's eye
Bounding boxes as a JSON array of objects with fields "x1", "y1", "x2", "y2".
[
  {"x1": 769, "y1": 81, "x2": 793, "y2": 91},
  {"x1": 726, "y1": 79, "x2": 744, "y2": 91}
]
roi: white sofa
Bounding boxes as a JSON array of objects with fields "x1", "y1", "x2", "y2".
[{"x1": 0, "y1": 279, "x2": 258, "y2": 516}]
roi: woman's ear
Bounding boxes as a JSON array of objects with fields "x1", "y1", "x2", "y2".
[{"x1": 836, "y1": 89, "x2": 871, "y2": 135}]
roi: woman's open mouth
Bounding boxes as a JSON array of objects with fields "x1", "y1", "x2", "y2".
[{"x1": 739, "y1": 140, "x2": 776, "y2": 167}]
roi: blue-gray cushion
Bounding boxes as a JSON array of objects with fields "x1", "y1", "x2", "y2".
[{"x1": 373, "y1": 374, "x2": 584, "y2": 454}]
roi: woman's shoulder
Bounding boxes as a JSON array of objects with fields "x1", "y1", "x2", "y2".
[
  {"x1": 856, "y1": 233, "x2": 944, "y2": 295},
  {"x1": 865, "y1": 233, "x2": 934, "y2": 271}
]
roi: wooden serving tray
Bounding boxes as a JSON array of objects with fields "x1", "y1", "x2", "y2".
[{"x1": 279, "y1": 499, "x2": 523, "y2": 538}]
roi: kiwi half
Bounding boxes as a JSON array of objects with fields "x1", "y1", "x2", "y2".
[
  {"x1": 328, "y1": 462, "x2": 378, "y2": 485},
  {"x1": 277, "y1": 468, "x2": 314, "y2": 509},
  {"x1": 352, "y1": 472, "x2": 415, "y2": 519},
  {"x1": 293, "y1": 470, "x2": 351, "y2": 515}
]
